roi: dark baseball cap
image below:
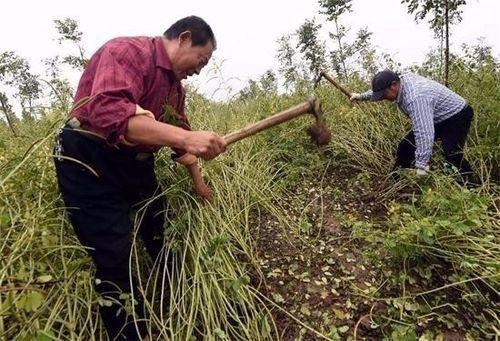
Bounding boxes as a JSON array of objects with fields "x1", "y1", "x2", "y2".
[{"x1": 371, "y1": 69, "x2": 400, "y2": 100}]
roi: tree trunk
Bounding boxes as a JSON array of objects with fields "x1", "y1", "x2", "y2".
[
  {"x1": 78, "y1": 44, "x2": 87, "y2": 70},
  {"x1": 334, "y1": 18, "x2": 349, "y2": 83},
  {"x1": 445, "y1": 0, "x2": 450, "y2": 87},
  {"x1": 0, "y1": 94, "x2": 17, "y2": 136},
  {"x1": 439, "y1": 26, "x2": 444, "y2": 82}
]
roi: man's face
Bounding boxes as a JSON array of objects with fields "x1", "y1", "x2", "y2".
[
  {"x1": 172, "y1": 33, "x2": 213, "y2": 80},
  {"x1": 383, "y1": 82, "x2": 399, "y2": 101}
]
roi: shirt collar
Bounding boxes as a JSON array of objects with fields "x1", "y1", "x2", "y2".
[
  {"x1": 395, "y1": 76, "x2": 405, "y2": 104},
  {"x1": 154, "y1": 36, "x2": 173, "y2": 71}
]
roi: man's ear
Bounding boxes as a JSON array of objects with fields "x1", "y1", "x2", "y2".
[{"x1": 178, "y1": 31, "x2": 193, "y2": 46}]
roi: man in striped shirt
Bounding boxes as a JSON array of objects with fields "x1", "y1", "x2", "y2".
[{"x1": 350, "y1": 69, "x2": 475, "y2": 183}]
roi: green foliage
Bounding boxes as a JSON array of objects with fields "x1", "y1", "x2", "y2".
[
  {"x1": 401, "y1": 0, "x2": 468, "y2": 84},
  {"x1": 238, "y1": 70, "x2": 278, "y2": 100},
  {"x1": 387, "y1": 324, "x2": 417, "y2": 341},
  {"x1": 318, "y1": 0, "x2": 352, "y2": 22},
  {"x1": 53, "y1": 18, "x2": 87, "y2": 70},
  {"x1": 374, "y1": 175, "x2": 499, "y2": 336},
  {"x1": 276, "y1": 34, "x2": 303, "y2": 91},
  {"x1": 346, "y1": 28, "x2": 378, "y2": 79},
  {"x1": 1, "y1": 13, "x2": 499, "y2": 341},
  {"x1": 402, "y1": 0, "x2": 466, "y2": 33},
  {"x1": 54, "y1": 18, "x2": 83, "y2": 43},
  {"x1": 387, "y1": 178, "x2": 490, "y2": 244},
  {"x1": 0, "y1": 17, "x2": 86, "y2": 125},
  {"x1": 0, "y1": 51, "x2": 42, "y2": 119},
  {"x1": 42, "y1": 57, "x2": 74, "y2": 113},
  {"x1": 319, "y1": 0, "x2": 352, "y2": 81},
  {"x1": 296, "y1": 18, "x2": 327, "y2": 80},
  {"x1": 14, "y1": 291, "x2": 44, "y2": 312}
]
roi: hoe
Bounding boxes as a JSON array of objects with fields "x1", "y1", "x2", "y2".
[
  {"x1": 176, "y1": 97, "x2": 331, "y2": 165},
  {"x1": 314, "y1": 71, "x2": 352, "y2": 99}
]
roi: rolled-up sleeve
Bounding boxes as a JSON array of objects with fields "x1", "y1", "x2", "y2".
[
  {"x1": 407, "y1": 97, "x2": 435, "y2": 169},
  {"x1": 85, "y1": 44, "x2": 145, "y2": 144}
]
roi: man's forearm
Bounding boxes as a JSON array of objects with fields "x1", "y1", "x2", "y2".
[
  {"x1": 125, "y1": 114, "x2": 188, "y2": 148},
  {"x1": 414, "y1": 136, "x2": 433, "y2": 169},
  {"x1": 409, "y1": 100, "x2": 435, "y2": 169},
  {"x1": 186, "y1": 161, "x2": 203, "y2": 184},
  {"x1": 359, "y1": 90, "x2": 374, "y2": 101},
  {"x1": 351, "y1": 90, "x2": 374, "y2": 101},
  {"x1": 126, "y1": 113, "x2": 227, "y2": 161}
]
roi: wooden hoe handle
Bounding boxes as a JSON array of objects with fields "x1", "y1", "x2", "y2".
[
  {"x1": 320, "y1": 71, "x2": 352, "y2": 98},
  {"x1": 176, "y1": 98, "x2": 317, "y2": 165},
  {"x1": 223, "y1": 98, "x2": 315, "y2": 144}
]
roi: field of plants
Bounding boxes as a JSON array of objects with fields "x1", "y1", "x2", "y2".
[
  {"x1": 1, "y1": 2, "x2": 499, "y2": 339},
  {"x1": 1, "y1": 48, "x2": 499, "y2": 339}
]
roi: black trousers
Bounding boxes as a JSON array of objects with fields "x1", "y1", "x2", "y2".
[
  {"x1": 54, "y1": 126, "x2": 166, "y2": 340},
  {"x1": 394, "y1": 105, "x2": 475, "y2": 183}
]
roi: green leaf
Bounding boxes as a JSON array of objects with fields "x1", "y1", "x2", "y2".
[
  {"x1": 214, "y1": 328, "x2": 227, "y2": 339},
  {"x1": 97, "y1": 297, "x2": 113, "y2": 307},
  {"x1": 327, "y1": 326, "x2": 341, "y2": 340},
  {"x1": 36, "y1": 330, "x2": 57, "y2": 341},
  {"x1": 260, "y1": 315, "x2": 271, "y2": 337},
  {"x1": 36, "y1": 275, "x2": 53, "y2": 283},
  {"x1": 338, "y1": 325, "x2": 349, "y2": 333},
  {"x1": 15, "y1": 291, "x2": 44, "y2": 312},
  {"x1": 0, "y1": 214, "x2": 10, "y2": 227},
  {"x1": 206, "y1": 236, "x2": 228, "y2": 257},
  {"x1": 271, "y1": 292, "x2": 285, "y2": 303},
  {"x1": 300, "y1": 303, "x2": 311, "y2": 316},
  {"x1": 41, "y1": 234, "x2": 58, "y2": 247}
]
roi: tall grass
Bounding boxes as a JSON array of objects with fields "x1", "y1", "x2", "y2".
[
  {"x1": 0, "y1": 115, "x2": 103, "y2": 339},
  {"x1": 0, "y1": 93, "x2": 322, "y2": 339},
  {"x1": 0, "y1": 52, "x2": 498, "y2": 339}
]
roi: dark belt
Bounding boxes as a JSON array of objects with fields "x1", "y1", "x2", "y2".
[{"x1": 63, "y1": 117, "x2": 153, "y2": 162}]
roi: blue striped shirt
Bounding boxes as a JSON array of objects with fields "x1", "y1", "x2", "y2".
[{"x1": 360, "y1": 73, "x2": 466, "y2": 169}]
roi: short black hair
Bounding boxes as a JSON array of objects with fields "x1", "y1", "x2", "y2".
[{"x1": 164, "y1": 16, "x2": 217, "y2": 49}]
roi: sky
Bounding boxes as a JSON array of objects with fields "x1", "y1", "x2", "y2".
[{"x1": 0, "y1": 0, "x2": 499, "y2": 100}]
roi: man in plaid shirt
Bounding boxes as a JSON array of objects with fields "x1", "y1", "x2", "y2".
[
  {"x1": 54, "y1": 16, "x2": 226, "y2": 339},
  {"x1": 351, "y1": 69, "x2": 475, "y2": 184}
]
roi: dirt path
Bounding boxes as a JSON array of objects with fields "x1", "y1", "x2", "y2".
[
  {"x1": 251, "y1": 162, "x2": 489, "y2": 340},
  {"x1": 253, "y1": 166, "x2": 392, "y2": 340}
]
